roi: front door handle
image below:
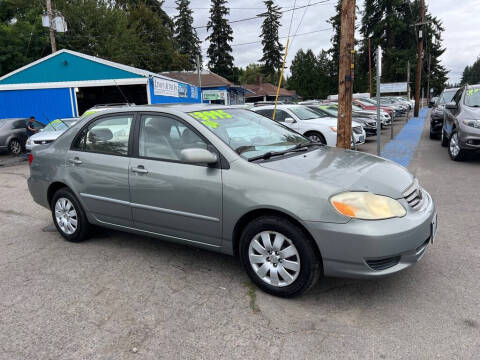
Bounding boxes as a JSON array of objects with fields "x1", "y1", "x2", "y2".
[
  {"x1": 69, "y1": 157, "x2": 82, "y2": 165},
  {"x1": 131, "y1": 165, "x2": 148, "y2": 174}
]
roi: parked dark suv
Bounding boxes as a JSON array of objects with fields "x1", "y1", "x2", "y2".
[
  {"x1": 0, "y1": 118, "x2": 44, "y2": 154},
  {"x1": 430, "y1": 87, "x2": 459, "y2": 139},
  {"x1": 441, "y1": 85, "x2": 480, "y2": 161}
]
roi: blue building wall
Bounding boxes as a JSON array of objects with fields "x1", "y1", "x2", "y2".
[
  {"x1": 148, "y1": 78, "x2": 201, "y2": 104},
  {"x1": 0, "y1": 52, "x2": 142, "y2": 85},
  {"x1": 0, "y1": 88, "x2": 75, "y2": 123}
]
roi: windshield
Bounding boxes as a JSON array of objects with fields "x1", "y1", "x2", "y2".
[
  {"x1": 288, "y1": 106, "x2": 320, "y2": 120},
  {"x1": 188, "y1": 109, "x2": 309, "y2": 160},
  {"x1": 438, "y1": 89, "x2": 457, "y2": 105},
  {"x1": 464, "y1": 88, "x2": 480, "y2": 107},
  {"x1": 42, "y1": 119, "x2": 76, "y2": 132},
  {"x1": 317, "y1": 106, "x2": 337, "y2": 117}
]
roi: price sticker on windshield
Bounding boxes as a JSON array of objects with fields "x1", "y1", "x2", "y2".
[
  {"x1": 466, "y1": 88, "x2": 480, "y2": 96},
  {"x1": 189, "y1": 110, "x2": 232, "y2": 121}
]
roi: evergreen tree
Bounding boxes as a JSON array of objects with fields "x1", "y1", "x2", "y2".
[
  {"x1": 173, "y1": 0, "x2": 202, "y2": 71},
  {"x1": 206, "y1": 0, "x2": 234, "y2": 79},
  {"x1": 259, "y1": 0, "x2": 284, "y2": 84},
  {"x1": 461, "y1": 58, "x2": 480, "y2": 85},
  {"x1": 287, "y1": 49, "x2": 321, "y2": 99}
]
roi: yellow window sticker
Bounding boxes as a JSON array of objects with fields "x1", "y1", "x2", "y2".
[
  {"x1": 202, "y1": 119, "x2": 219, "y2": 128},
  {"x1": 466, "y1": 88, "x2": 479, "y2": 96},
  {"x1": 189, "y1": 110, "x2": 232, "y2": 121}
]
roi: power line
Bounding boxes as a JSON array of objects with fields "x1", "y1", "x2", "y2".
[
  {"x1": 193, "y1": 0, "x2": 331, "y2": 29},
  {"x1": 290, "y1": 0, "x2": 312, "y2": 48},
  {"x1": 200, "y1": 27, "x2": 332, "y2": 50}
]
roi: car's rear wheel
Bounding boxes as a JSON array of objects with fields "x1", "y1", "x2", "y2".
[
  {"x1": 305, "y1": 131, "x2": 326, "y2": 145},
  {"x1": 448, "y1": 131, "x2": 466, "y2": 161},
  {"x1": 239, "y1": 216, "x2": 321, "y2": 298},
  {"x1": 51, "y1": 188, "x2": 90, "y2": 242},
  {"x1": 8, "y1": 139, "x2": 22, "y2": 155}
]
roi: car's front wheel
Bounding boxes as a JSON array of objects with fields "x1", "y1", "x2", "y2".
[
  {"x1": 8, "y1": 139, "x2": 22, "y2": 155},
  {"x1": 51, "y1": 188, "x2": 90, "y2": 242},
  {"x1": 239, "y1": 216, "x2": 321, "y2": 298},
  {"x1": 448, "y1": 131, "x2": 466, "y2": 161},
  {"x1": 305, "y1": 131, "x2": 326, "y2": 145}
]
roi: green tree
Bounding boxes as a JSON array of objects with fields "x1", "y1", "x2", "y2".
[
  {"x1": 0, "y1": 0, "x2": 49, "y2": 76},
  {"x1": 287, "y1": 49, "x2": 320, "y2": 99},
  {"x1": 461, "y1": 58, "x2": 480, "y2": 85},
  {"x1": 239, "y1": 63, "x2": 264, "y2": 84},
  {"x1": 206, "y1": 0, "x2": 234, "y2": 79},
  {"x1": 259, "y1": 0, "x2": 283, "y2": 83},
  {"x1": 173, "y1": 0, "x2": 202, "y2": 71}
]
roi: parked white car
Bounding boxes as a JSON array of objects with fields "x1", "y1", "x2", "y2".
[
  {"x1": 253, "y1": 105, "x2": 366, "y2": 146},
  {"x1": 26, "y1": 118, "x2": 78, "y2": 151}
]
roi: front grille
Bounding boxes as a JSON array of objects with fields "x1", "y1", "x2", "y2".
[
  {"x1": 353, "y1": 126, "x2": 363, "y2": 134},
  {"x1": 34, "y1": 140, "x2": 53, "y2": 145},
  {"x1": 366, "y1": 256, "x2": 401, "y2": 271},
  {"x1": 403, "y1": 180, "x2": 424, "y2": 210}
]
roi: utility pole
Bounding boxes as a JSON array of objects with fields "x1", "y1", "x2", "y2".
[
  {"x1": 426, "y1": 53, "x2": 432, "y2": 103},
  {"x1": 376, "y1": 46, "x2": 382, "y2": 156},
  {"x1": 46, "y1": 0, "x2": 56, "y2": 53},
  {"x1": 414, "y1": 0, "x2": 424, "y2": 117},
  {"x1": 368, "y1": 37, "x2": 372, "y2": 97},
  {"x1": 337, "y1": 0, "x2": 356, "y2": 149},
  {"x1": 407, "y1": 60, "x2": 411, "y2": 100},
  {"x1": 196, "y1": 54, "x2": 202, "y2": 103}
]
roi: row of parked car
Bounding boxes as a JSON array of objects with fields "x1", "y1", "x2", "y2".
[
  {"x1": 1, "y1": 96, "x2": 414, "y2": 157},
  {"x1": 429, "y1": 85, "x2": 480, "y2": 161}
]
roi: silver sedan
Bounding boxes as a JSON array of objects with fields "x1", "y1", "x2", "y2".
[{"x1": 27, "y1": 105, "x2": 436, "y2": 297}]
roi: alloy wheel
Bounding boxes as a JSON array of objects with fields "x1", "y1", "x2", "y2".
[
  {"x1": 9, "y1": 139, "x2": 21, "y2": 154},
  {"x1": 308, "y1": 134, "x2": 324, "y2": 144},
  {"x1": 449, "y1": 133, "x2": 460, "y2": 157},
  {"x1": 248, "y1": 231, "x2": 300, "y2": 287},
  {"x1": 54, "y1": 197, "x2": 78, "y2": 235}
]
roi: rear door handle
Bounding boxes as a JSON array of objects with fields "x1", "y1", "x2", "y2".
[
  {"x1": 69, "y1": 157, "x2": 82, "y2": 165},
  {"x1": 131, "y1": 165, "x2": 148, "y2": 174}
]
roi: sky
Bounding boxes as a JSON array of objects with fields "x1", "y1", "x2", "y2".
[{"x1": 163, "y1": 0, "x2": 480, "y2": 84}]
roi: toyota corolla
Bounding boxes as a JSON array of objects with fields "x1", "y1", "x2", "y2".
[{"x1": 28, "y1": 105, "x2": 437, "y2": 297}]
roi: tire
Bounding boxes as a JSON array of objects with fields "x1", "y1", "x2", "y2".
[
  {"x1": 51, "y1": 187, "x2": 90, "y2": 242},
  {"x1": 440, "y1": 129, "x2": 449, "y2": 147},
  {"x1": 429, "y1": 128, "x2": 439, "y2": 140},
  {"x1": 448, "y1": 131, "x2": 466, "y2": 161},
  {"x1": 305, "y1": 131, "x2": 326, "y2": 145},
  {"x1": 8, "y1": 138, "x2": 22, "y2": 155},
  {"x1": 239, "y1": 215, "x2": 322, "y2": 298}
]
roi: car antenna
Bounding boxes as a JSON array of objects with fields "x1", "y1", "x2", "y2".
[{"x1": 113, "y1": 79, "x2": 131, "y2": 106}]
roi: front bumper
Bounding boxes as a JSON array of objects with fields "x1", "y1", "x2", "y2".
[
  {"x1": 459, "y1": 126, "x2": 480, "y2": 151},
  {"x1": 303, "y1": 190, "x2": 436, "y2": 278}
]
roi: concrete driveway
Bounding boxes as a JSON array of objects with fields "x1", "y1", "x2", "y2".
[{"x1": 0, "y1": 117, "x2": 479, "y2": 359}]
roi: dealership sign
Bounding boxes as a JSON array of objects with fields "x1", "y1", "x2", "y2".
[
  {"x1": 202, "y1": 90, "x2": 225, "y2": 101},
  {"x1": 153, "y1": 77, "x2": 179, "y2": 97},
  {"x1": 380, "y1": 82, "x2": 408, "y2": 93}
]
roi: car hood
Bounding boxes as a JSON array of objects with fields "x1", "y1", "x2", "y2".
[
  {"x1": 259, "y1": 147, "x2": 414, "y2": 199},
  {"x1": 29, "y1": 130, "x2": 64, "y2": 141}
]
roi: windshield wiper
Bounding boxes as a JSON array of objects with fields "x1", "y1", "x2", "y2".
[{"x1": 248, "y1": 142, "x2": 323, "y2": 162}]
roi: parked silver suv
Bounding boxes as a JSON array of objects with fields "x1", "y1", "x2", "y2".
[{"x1": 28, "y1": 105, "x2": 436, "y2": 297}]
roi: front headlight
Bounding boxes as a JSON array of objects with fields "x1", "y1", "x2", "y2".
[
  {"x1": 329, "y1": 126, "x2": 337, "y2": 133},
  {"x1": 26, "y1": 138, "x2": 32, "y2": 145},
  {"x1": 462, "y1": 119, "x2": 480, "y2": 129},
  {"x1": 330, "y1": 192, "x2": 406, "y2": 220}
]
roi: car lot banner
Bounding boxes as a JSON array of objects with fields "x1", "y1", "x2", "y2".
[
  {"x1": 153, "y1": 77, "x2": 179, "y2": 97},
  {"x1": 203, "y1": 90, "x2": 225, "y2": 101},
  {"x1": 380, "y1": 82, "x2": 408, "y2": 94}
]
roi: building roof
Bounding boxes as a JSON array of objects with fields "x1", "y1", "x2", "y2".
[
  {"x1": 161, "y1": 70, "x2": 233, "y2": 88},
  {"x1": 0, "y1": 49, "x2": 188, "y2": 90},
  {"x1": 244, "y1": 82, "x2": 296, "y2": 98}
]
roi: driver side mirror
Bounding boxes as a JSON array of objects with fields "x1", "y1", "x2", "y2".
[
  {"x1": 180, "y1": 148, "x2": 218, "y2": 164},
  {"x1": 445, "y1": 101, "x2": 457, "y2": 110},
  {"x1": 284, "y1": 117, "x2": 295, "y2": 124}
]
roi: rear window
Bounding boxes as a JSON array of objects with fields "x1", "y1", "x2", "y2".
[{"x1": 464, "y1": 88, "x2": 480, "y2": 107}]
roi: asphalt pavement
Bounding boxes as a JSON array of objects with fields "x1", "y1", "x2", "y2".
[{"x1": 0, "y1": 113, "x2": 479, "y2": 359}]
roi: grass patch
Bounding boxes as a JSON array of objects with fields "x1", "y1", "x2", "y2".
[{"x1": 244, "y1": 281, "x2": 260, "y2": 313}]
